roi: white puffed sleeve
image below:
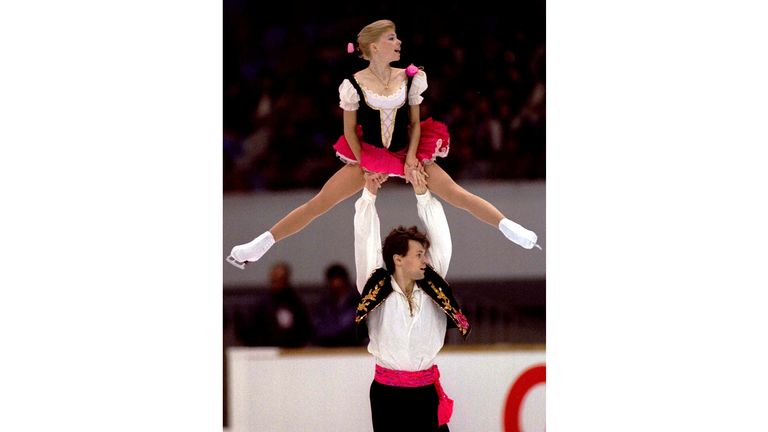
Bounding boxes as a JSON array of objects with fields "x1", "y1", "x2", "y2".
[
  {"x1": 338, "y1": 79, "x2": 360, "y2": 111},
  {"x1": 408, "y1": 70, "x2": 428, "y2": 106}
]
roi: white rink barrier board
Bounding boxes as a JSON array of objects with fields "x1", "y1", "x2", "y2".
[{"x1": 227, "y1": 345, "x2": 545, "y2": 432}]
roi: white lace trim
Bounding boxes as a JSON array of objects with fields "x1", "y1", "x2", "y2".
[
  {"x1": 339, "y1": 71, "x2": 428, "y2": 111},
  {"x1": 334, "y1": 152, "x2": 404, "y2": 178},
  {"x1": 361, "y1": 83, "x2": 407, "y2": 109},
  {"x1": 424, "y1": 137, "x2": 450, "y2": 162},
  {"x1": 335, "y1": 151, "x2": 359, "y2": 165}
]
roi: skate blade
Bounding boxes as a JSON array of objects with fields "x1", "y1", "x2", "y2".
[{"x1": 226, "y1": 255, "x2": 246, "y2": 270}]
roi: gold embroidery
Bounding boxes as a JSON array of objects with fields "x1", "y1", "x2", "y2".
[
  {"x1": 357, "y1": 278, "x2": 385, "y2": 311},
  {"x1": 427, "y1": 281, "x2": 469, "y2": 336},
  {"x1": 428, "y1": 281, "x2": 454, "y2": 313},
  {"x1": 356, "y1": 282, "x2": 388, "y2": 324},
  {"x1": 356, "y1": 277, "x2": 388, "y2": 326}
]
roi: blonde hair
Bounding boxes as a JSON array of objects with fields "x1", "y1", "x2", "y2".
[{"x1": 356, "y1": 20, "x2": 396, "y2": 60}]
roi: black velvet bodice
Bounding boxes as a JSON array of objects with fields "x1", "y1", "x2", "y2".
[{"x1": 347, "y1": 74, "x2": 415, "y2": 152}]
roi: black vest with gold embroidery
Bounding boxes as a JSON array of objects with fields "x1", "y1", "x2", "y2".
[
  {"x1": 348, "y1": 74, "x2": 414, "y2": 153},
  {"x1": 355, "y1": 265, "x2": 471, "y2": 339}
]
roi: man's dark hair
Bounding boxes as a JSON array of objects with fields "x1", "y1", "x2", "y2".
[
  {"x1": 325, "y1": 263, "x2": 349, "y2": 282},
  {"x1": 381, "y1": 226, "x2": 430, "y2": 272}
]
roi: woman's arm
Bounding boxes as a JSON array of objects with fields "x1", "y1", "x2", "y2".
[
  {"x1": 343, "y1": 110, "x2": 362, "y2": 162},
  {"x1": 405, "y1": 104, "x2": 422, "y2": 183}
]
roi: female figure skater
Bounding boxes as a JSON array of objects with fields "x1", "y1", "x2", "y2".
[{"x1": 227, "y1": 19, "x2": 538, "y2": 269}]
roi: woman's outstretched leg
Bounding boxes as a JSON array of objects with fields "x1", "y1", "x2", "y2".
[
  {"x1": 423, "y1": 163, "x2": 538, "y2": 249},
  {"x1": 228, "y1": 165, "x2": 365, "y2": 268},
  {"x1": 270, "y1": 165, "x2": 365, "y2": 239}
]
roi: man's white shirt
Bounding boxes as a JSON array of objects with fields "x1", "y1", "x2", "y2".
[{"x1": 353, "y1": 188, "x2": 452, "y2": 371}]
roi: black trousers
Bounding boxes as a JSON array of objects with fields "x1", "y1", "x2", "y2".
[{"x1": 369, "y1": 380, "x2": 450, "y2": 432}]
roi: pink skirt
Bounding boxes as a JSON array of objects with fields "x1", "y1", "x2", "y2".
[{"x1": 332, "y1": 117, "x2": 450, "y2": 178}]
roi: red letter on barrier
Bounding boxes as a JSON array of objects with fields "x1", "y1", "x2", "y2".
[{"x1": 503, "y1": 364, "x2": 546, "y2": 432}]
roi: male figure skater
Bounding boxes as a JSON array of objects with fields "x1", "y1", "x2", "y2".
[{"x1": 354, "y1": 170, "x2": 470, "y2": 432}]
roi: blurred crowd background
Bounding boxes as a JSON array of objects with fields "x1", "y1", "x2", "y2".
[{"x1": 223, "y1": 4, "x2": 545, "y2": 192}]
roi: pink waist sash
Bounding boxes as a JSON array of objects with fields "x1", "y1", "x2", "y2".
[{"x1": 374, "y1": 364, "x2": 454, "y2": 426}]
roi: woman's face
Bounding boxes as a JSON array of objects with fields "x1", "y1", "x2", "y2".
[{"x1": 372, "y1": 29, "x2": 401, "y2": 62}]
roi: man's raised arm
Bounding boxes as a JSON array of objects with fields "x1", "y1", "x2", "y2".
[{"x1": 353, "y1": 173, "x2": 388, "y2": 293}]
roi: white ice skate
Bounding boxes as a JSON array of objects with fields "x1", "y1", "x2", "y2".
[
  {"x1": 499, "y1": 218, "x2": 541, "y2": 250},
  {"x1": 226, "y1": 231, "x2": 276, "y2": 269}
]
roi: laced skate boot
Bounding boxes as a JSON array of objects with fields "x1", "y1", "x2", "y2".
[{"x1": 226, "y1": 231, "x2": 276, "y2": 269}]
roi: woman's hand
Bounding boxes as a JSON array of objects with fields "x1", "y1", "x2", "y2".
[
  {"x1": 409, "y1": 166, "x2": 428, "y2": 195},
  {"x1": 363, "y1": 171, "x2": 388, "y2": 195},
  {"x1": 404, "y1": 155, "x2": 426, "y2": 184}
]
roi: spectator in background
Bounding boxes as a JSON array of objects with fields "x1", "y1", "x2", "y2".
[
  {"x1": 312, "y1": 263, "x2": 366, "y2": 347},
  {"x1": 239, "y1": 262, "x2": 313, "y2": 347}
]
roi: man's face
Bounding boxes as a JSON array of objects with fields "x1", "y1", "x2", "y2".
[{"x1": 398, "y1": 240, "x2": 427, "y2": 281}]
